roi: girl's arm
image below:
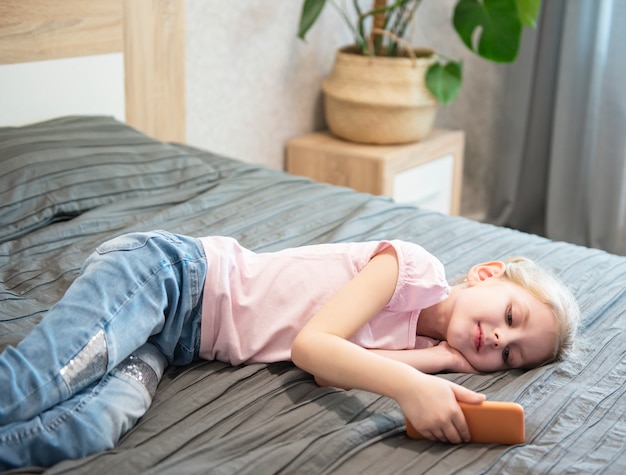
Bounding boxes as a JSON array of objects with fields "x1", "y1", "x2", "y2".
[
  {"x1": 314, "y1": 344, "x2": 479, "y2": 387},
  {"x1": 370, "y1": 343, "x2": 482, "y2": 374},
  {"x1": 291, "y1": 247, "x2": 485, "y2": 444}
]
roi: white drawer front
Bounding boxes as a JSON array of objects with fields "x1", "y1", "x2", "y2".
[{"x1": 392, "y1": 154, "x2": 454, "y2": 215}]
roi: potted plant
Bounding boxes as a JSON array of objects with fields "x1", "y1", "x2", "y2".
[{"x1": 298, "y1": 0, "x2": 541, "y2": 144}]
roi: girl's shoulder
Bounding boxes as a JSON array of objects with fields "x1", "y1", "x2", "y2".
[{"x1": 383, "y1": 240, "x2": 450, "y2": 312}]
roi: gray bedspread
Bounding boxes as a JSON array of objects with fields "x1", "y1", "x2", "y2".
[{"x1": 1, "y1": 117, "x2": 624, "y2": 474}]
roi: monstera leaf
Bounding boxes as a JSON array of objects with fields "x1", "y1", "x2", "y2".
[
  {"x1": 426, "y1": 61, "x2": 463, "y2": 105},
  {"x1": 298, "y1": 0, "x2": 327, "y2": 40},
  {"x1": 453, "y1": 0, "x2": 541, "y2": 62}
]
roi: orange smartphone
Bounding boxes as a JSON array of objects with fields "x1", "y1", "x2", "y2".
[{"x1": 405, "y1": 401, "x2": 525, "y2": 445}]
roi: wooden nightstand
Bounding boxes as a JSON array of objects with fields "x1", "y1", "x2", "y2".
[{"x1": 286, "y1": 129, "x2": 465, "y2": 215}]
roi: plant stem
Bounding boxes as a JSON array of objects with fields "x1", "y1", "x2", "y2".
[
  {"x1": 357, "y1": 0, "x2": 420, "y2": 57},
  {"x1": 330, "y1": 0, "x2": 367, "y2": 52},
  {"x1": 389, "y1": 0, "x2": 421, "y2": 56},
  {"x1": 387, "y1": 1, "x2": 407, "y2": 54},
  {"x1": 353, "y1": 0, "x2": 366, "y2": 47},
  {"x1": 371, "y1": 0, "x2": 387, "y2": 55},
  {"x1": 396, "y1": 0, "x2": 421, "y2": 40}
]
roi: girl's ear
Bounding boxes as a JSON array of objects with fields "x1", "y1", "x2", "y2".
[{"x1": 466, "y1": 261, "x2": 506, "y2": 285}]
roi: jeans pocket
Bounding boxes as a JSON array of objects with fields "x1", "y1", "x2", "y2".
[{"x1": 96, "y1": 230, "x2": 181, "y2": 255}]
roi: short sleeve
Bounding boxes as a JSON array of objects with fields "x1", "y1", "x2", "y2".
[{"x1": 384, "y1": 240, "x2": 450, "y2": 312}]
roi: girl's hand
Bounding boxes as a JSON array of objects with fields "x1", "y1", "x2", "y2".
[
  {"x1": 437, "y1": 341, "x2": 482, "y2": 374},
  {"x1": 399, "y1": 372, "x2": 485, "y2": 443}
]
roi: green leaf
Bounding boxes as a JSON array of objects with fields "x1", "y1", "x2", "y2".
[
  {"x1": 515, "y1": 0, "x2": 542, "y2": 28},
  {"x1": 426, "y1": 61, "x2": 463, "y2": 105},
  {"x1": 298, "y1": 0, "x2": 327, "y2": 40},
  {"x1": 453, "y1": 0, "x2": 522, "y2": 62}
]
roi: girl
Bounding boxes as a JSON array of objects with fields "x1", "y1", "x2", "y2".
[{"x1": 0, "y1": 230, "x2": 579, "y2": 469}]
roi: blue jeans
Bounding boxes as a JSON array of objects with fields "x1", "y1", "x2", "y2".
[{"x1": 0, "y1": 231, "x2": 207, "y2": 469}]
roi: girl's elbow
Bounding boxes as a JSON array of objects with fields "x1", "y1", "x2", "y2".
[{"x1": 291, "y1": 331, "x2": 312, "y2": 370}]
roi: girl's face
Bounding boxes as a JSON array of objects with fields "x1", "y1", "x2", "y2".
[{"x1": 445, "y1": 263, "x2": 557, "y2": 373}]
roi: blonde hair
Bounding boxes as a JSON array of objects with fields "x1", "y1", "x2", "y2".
[{"x1": 500, "y1": 256, "x2": 580, "y2": 364}]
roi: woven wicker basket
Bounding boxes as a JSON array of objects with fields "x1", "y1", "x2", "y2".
[{"x1": 322, "y1": 46, "x2": 438, "y2": 144}]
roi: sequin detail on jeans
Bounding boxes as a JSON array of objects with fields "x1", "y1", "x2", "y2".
[
  {"x1": 117, "y1": 355, "x2": 159, "y2": 397},
  {"x1": 60, "y1": 329, "x2": 108, "y2": 394}
]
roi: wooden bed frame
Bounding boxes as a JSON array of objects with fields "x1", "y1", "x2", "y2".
[{"x1": 0, "y1": 0, "x2": 185, "y2": 143}]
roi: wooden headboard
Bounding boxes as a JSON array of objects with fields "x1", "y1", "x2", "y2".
[{"x1": 0, "y1": 0, "x2": 185, "y2": 143}]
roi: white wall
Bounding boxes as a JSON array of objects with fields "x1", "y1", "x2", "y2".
[
  {"x1": 186, "y1": 1, "x2": 351, "y2": 170},
  {"x1": 185, "y1": 0, "x2": 508, "y2": 218},
  {"x1": 0, "y1": 53, "x2": 125, "y2": 127}
]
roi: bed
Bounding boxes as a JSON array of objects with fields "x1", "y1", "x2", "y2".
[{"x1": 1, "y1": 2, "x2": 625, "y2": 475}]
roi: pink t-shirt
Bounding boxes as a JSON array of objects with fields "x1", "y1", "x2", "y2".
[{"x1": 198, "y1": 237, "x2": 449, "y2": 365}]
